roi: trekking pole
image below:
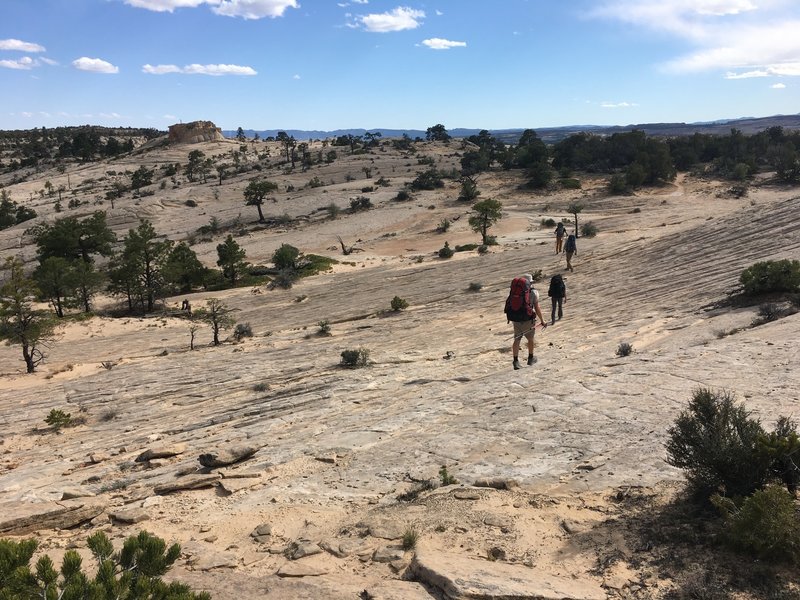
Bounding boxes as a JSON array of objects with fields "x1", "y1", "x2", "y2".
[{"x1": 510, "y1": 321, "x2": 546, "y2": 340}]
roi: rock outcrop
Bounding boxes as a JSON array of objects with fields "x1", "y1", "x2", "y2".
[{"x1": 168, "y1": 121, "x2": 224, "y2": 144}]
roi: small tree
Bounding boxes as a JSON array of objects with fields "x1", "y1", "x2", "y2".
[
  {"x1": 468, "y1": 199, "x2": 502, "y2": 245},
  {"x1": 243, "y1": 179, "x2": 278, "y2": 223},
  {"x1": 272, "y1": 243, "x2": 301, "y2": 271},
  {"x1": 193, "y1": 298, "x2": 237, "y2": 346},
  {"x1": 458, "y1": 176, "x2": 480, "y2": 202},
  {"x1": 567, "y1": 202, "x2": 584, "y2": 237},
  {"x1": 740, "y1": 259, "x2": 800, "y2": 295},
  {"x1": 0, "y1": 257, "x2": 60, "y2": 373},
  {"x1": 216, "y1": 235, "x2": 247, "y2": 285}
]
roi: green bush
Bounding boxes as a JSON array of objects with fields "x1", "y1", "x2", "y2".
[
  {"x1": 559, "y1": 177, "x2": 581, "y2": 189},
  {"x1": 740, "y1": 260, "x2": 800, "y2": 295},
  {"x1": 349, "y1": 196, "x2": 372, "y2": 211},
  {"x1": 340, "y1": 348, "x2": 370, "y2": 368},
  {"x1": 390, "y1": 296, "x2": 409, "y2": 311},
  {"x1": 714, "y1": 486, "x2": 800, "y2": 563},
  {"x1": 608, "y1": 174, "x2": 628, "y2": 194},
  {"x1": 233, "y1": 322, "x2": 253, "y2": 341},
  {"x1": 454, "y1": 243, "x2": 479, "y2": 252},
  {"x1": 0, "y1": 531, "x2": 210, "y2": 600},
  {"x1": 580, "y1": 221, "x2": 598, "y2": 238},
  {"x1": 436, "y1": 218, "x2": 451, "y2": 233},
  {"x1": 540, "y1": 218, "x2": 556, "y2": 227},
  {"x1": 439, "y1": 465, "x2": 458, "y2": 485},
  {"x1": 616, "y1": 342, "x2": 634, "y2": 357},
  {"x1": 272, "y1": 244, "x2": 300, "y2": 270},
  {"x1": 394, "y1": 190, "x2": 411, "y2": 201},
  {"x1": 45, "y1": 409, "x2": 73, "y2": 431},
  {"x1": 438, "y1": 242, "x2": 454, "y2": 259},
  {"x1": 666, "y1": 389, "x2": 770, "y2": 500}
]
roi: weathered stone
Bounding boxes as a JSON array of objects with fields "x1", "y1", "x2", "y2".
[
  {"x1": 290, "y1": 541, "x2": 322, "y2": 560},
  {"x1": 483, "y1": 514, "x2": 512, "y2": 529},
  {"x1": 560, "y1": 519, "x2": 585, "y2": 534},
  {"x1": 575, "y1": 458, "x2": 606, "y2": 471},
  {"x1": 153, "y1": 474, "x2": 220, "y2": 495},
  {"x1": 473, "y1": 477, "x2": 520, "y2": 490},
  {"x1": 453, "y1": 489, "x2": 482, "y2": 500},
  {"x1": 366, "y1": 581, "x2": 433, "y2": 600},
  {"x1": 372, "y1": 545, "x2": 405, "y2": 563},
  {"x1": 0, "y1": 501, "x2": 104, "y2": 535},
  {"x1": 109, "y1": 508, "x2": 149, "y2": 524},
  {"x1": 276, "y1": 561, "x2": 329, "y2": 578},
  {"x1": 88, "y1": 452, "x2": 111, "y2": 464},
  {"x1": 410, "y1": 548, "x2": 606, "y2": 600},
  {"x1": 168, "y1": 121, "x2": 225, "y2": 144},
  {"x1": 60, "y1": 488, "x2": 96, "y2": 500},
  {"x1": 320, "y1": 538, "x2": 372, "y2": 558},
  {"x1": 365, "y1": 520, "x2": 405, "y2": 540},
  {"x1": 136, "y1": 443, "x2": 187, "y2": 463},
  {"x1": 251, "y1": 523, "x2": 272, "y2": 537},
  {"x1": 183, "y1": 541, "x2": 239, "y2": 571},
  {"x1": 198, "y1": 446, "x2": 257, "y2": 468}
]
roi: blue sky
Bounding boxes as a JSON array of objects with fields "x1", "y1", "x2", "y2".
[{"x1": 1, "y1": 0, "x2": 798, "y2": 132}]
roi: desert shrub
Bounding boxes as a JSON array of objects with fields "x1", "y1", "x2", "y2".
[
  {"x1": 233, "y1": 322, "x2": 253, "y2": 341},
  {"x1": 184, "y1": 199, "x2": 197, "y2": 207},
  {"x1": 410, "y1": 169, "x2": 444, "y2": 191},
  {"x1": 0, "y1": 531, "x2": 209, "y2": 600},
  {"x1": 541, "y1": 218, "x2": 556, "y2": 227},
  {"x1": 580, "y1": 221, "x2": 598, "y2": 238},
  {"x1": 390, "y1": 296, "x2": 409, "y2": 311},
  {"x1": 350, "y1": 196, "x2": 372, "y2": 211},
  {"x1": 436, "y1": 218, "x2": 451, "y2": 233},
  {"x1": 713, "y1": 486, "x2": 800, "y2": 563},
  {"x1": 439, "y1": 465, "x2": 458, "y2": 485},
  {"x1": 616, "y1": 342, "x2": 634, "y2": 357},
  {"x1": 454, "y1": 243, "x2": 478, "y2": 252},
  {"x1": 270, "y1": 269, "x2": 296, "y2": 289},
  {"x1": 307, "y1": 176, "x2": 324, "y2": 188},
  {"x1": 324, "y1": 202, "x2": 340, "y2": 219},
  {"x1": 317, "y1": 319, "x2": 331, "y2": 335},
  {"x1": 45, "y1": 409, "x2": 73, "y2": 431},
  {"x1": 402, "y1": 528, "x2": 419, "y2": 551},
  {"x1": 477, "y1": 244, "x2": 489, "y2": 255},
  {"x1": 247, "y1": 265, "x2": 272, "y2": 277},
  {"x1": 753, "y1": 303, "x2": 782, "y2": 326},
  {"x1": 559, "y1": 177, "x2": 581, "y2": 189},
  {"x1": 608, "y1": 174, "x2": 628, "y2": 194},
  {"x1": 630, "y1": 207, "x2": 642, "y2": 213},
  {"x1": 468, "y1": 282, "x2": 483, "y2": 292},
  {"x1": 759, "y1": 416, "x2": 800, "y2": 493},
  {"x1": 340, "y1": 347, "x2": 370, "y2": 368},
  {"x1": 740, "y1": 260, "x2": 800, "y2": 295},
  {"x1": 438, "y1": 242, "x2": 454, "y2": 258},
  {"x1": 375, "y1": 176, "x2": 390, "y2": 187},
  {"x1": 394, "y1": 190, "x2": 411, "y2": 201},
  {"x1": 666, "y1": 388, "x2": 770, "y2": 500},
  {"x1": 272, "y1": 244, "x2": 300, "y2": 270},
  {"x1": 361, "y1": 186, "x2": 374, "y2": 193}
]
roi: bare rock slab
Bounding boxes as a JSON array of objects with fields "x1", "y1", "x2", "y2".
[
  {"x1": 136, "y1": 443, "x2": 187, "y2": 462},
  {"x1": 198, "y1": 446, "x2": 258, "y2": 468},
  {"x1": 0, "y1": 501, "x2": 104, "y2": 535},
  {"x1": 154, "y1": 474, "x2": 221, "y2": 495},
  {"x1": 410, "y1": 549, "x2": 606, "y2": 600},
  {"x1": 276, "y1": 559, "x2": 329, "y2": 578},
  {"x1": 367, "y1": 581, "x2": 436, "y2": 600},
  {"x1": 109, "y1": 507, "x2": 150, "y2": 524}
]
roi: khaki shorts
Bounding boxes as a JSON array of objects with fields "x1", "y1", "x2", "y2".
[{"x1": 512, "y1": 320, "x2": 535, "y2": 341}]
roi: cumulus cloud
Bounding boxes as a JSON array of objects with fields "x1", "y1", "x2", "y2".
[
  {"x1": 421, "y1": 38, "x2": 466, "y2": 50},
  {"x1": 0, "y1": 38, "x2": 45, "y2": 52},
  {"x1": 771, "y1": 82, "x2": 787, "y2": 88},
  {"x1": 601, "y1": 101, "x2": 639, "y2": 108},
  {"x1": 125, "y1": 0, "x2": 299, "y2": 19},
  {"x1": 72, "y1": 57, "x2": 119, "y2": 73},
  {"x1": 0, "y1": 56, "x2": 38, "y2": 70},
  {"x1": 589, "y1": 1, "x2": 800, "y2": 78},
  {"x1": 357, "y1": 7, "x2": 425, "y2": 32},
  {"x1": 143, "y1": 63, "x2": 257, "y2": 75}
]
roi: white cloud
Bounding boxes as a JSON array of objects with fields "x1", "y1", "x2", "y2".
[
  {"x1": 39, "y1": 57, "x2": 58, "y2": 66},
  {"x1": 357, "y1": 7, "x2": 425, "y2": 32},
  {"x1": 292, "y1": 73, "x2": 301, "y2": 79},
  {"x1": 0, "y1": 38, "x2": 45, "y2": 52},
  {"x1": 124, "y1": 0, "x2": 207, "y2": 11},
  {"x1": 0, "y1": 56, "x2": 38, "y2": 70},
  {"x1": 211, "y1": 0, "x2": 299, "y2": 19},
  {"x1": 421, "y1": 38, "x2": 466, "y2": 50},
  {"x1": 772, "y1": 82, "x2": 787, "y2": 88},
  {"x1": 601, "y1": 101, "x2": 639, "y2": 108},
  {"x1": 143, "y1": 63, "x2": 256, "y2": 75},
  {"x1": 72, "y1": 57, "x2": 119, "y2": 73},
  {"x1": 352, "y1": 0, "x2": 369, "y2": 3},
  {"x1": 590, "y1": 1, "x2": 800, "y2": 78}
]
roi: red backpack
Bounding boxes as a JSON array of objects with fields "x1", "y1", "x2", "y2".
[{"x1": 504, "y1": 277, "x2": 534, "y2": 322}]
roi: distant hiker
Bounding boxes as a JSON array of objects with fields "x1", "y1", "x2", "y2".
[
  {"x1": 504, "y1": 273, "x2": 547, "y2": 370},
  {"x1": 547, "y1": 274, "x2": 567, "y2": 325},
  {"x1": 554, "y1": 222, "x2": 566, "y2": 254},
  {"x1": 564, "y1": 233, "x2": 577, "y2": 272},
  {"x1": 181, "y1": 299, "x2": 191, "y2": 314}
]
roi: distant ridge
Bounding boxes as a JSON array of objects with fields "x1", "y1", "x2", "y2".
[{"x1": 223, "y1": 113, "x2": 800, "y2": 144}]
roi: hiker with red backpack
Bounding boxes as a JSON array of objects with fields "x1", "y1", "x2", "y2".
[{"x1": 504, "y1": 273, "x2": 547, "y2": 370}]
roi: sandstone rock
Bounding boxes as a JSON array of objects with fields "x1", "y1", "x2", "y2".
[
  {"x1": 153, "y1": 474, "x2": 220, "y2": 495},
  {"x1": 290, "y1": 541, "x2": 323, "y2": 560},
  {"x1": 168, "y1": 121, "x2": 224, "y2": 144},
  {"x1": 0, "y1": 501, "x2": 104, "y2": 535},
  {"x1": 250, "y1": 523, "x2": 272, "y2": 541},
  {"x1": 109, "y1": 508, "x2": 149, "y2": 524},
  {"x1": 198, "y1": 446, "x2": 257, "y2": 468},
  {"x1": 453, "y1": 489, "x2": 482, "y2": 500},
  {"x1": 61, "y1": 488, "x2": 96, "y2": 500},
  {"x1": 473, "y1": 477, "x2": 520, "y2": 489},
  {"x1": 372, "y1": 545, "x2": 405, "y2": 563},
  {"x1": 366, "y1": 581, "x2": 433, "y2": 599},
  {"x1": 276, "y1": 561, "x2": 329, "y2": 578},
  {"x1": 88, "y1": 452, "x2": 111, "y2": 464},
  {"x1": 314, "y1": 454, "x2": 337, "y2": 464},
  {"x1": 136, "y1": 443, "x2": 187, "y2": 463},
  {"x1": 219, "y1": 477, "x2": 259, "y2": 494},
  {"x1": 365, "y1": 519, "x2": 405, "y2": 540},
  {"x1": 320, "y1": 538, "x2": 372, "y2": 558},
  {"x1": 560, "y1": 519, "x2": 585, "y2": 534},
  {"x1": 410, "y1": 548, "x2": 606, "y2": 600},
  {"x1": 183, "y1": 541, "x2": 239, "y2": 571},
  {"x1": 483, "y1": 514, "x2": 512, "y2": 529}
]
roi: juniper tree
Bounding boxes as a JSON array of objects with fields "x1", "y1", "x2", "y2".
[
  {"x1": 468, "y1": 199, "x2": 502, "y2": 245},
  {"x1": 193, "y1": 298, "x2": 237, "y2": 346}
]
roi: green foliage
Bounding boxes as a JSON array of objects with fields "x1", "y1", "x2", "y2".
[
  {"x1": 243, "y1": 179, "x2": 278, "y2": 222},
  {"x1": 580, "y1": 221, "x2": 598, "y2": 238},
  {"x1": 458, "y1": 177, "x2": 480, "y2": 202},
  {"x1": 426, "y1": 123, "x2": 451, "y2": 142},
  {"x1": 454, "y1": 244, "x2": 479, "y2": 252},
  {"x1": 340, "y1": 347, "x2": 370, "y2": 368},
  {"x1": 317, "y1": 320, "x2": 331, "y2": 336},
  {"x1": 713, "y1": 486, "x2": 800, "y2": 563},
  {"x1": 439, "y1": 465, "x2": 457, "y2": 486},
  {"x1": 409, "y1": 169, "x2": 444, "y2": 191},
  {"x1": 216, "y1": 235, "x2": 247, "y2": 285},
  {"x1": 193, "y1": 298, "x2": 237, "y2": 346},
  {"x1": 0, "y1": 190, "x2": 37, "y2": 231},
  {"x1": 740, "y1": 259, "x2": 800, "y2": 295},
  {"x1": 401, "y1": 528, "x2": 419, "y2": 551},
  {"x1": 232, "y1": 322, "x2": 252, "y2": 341},
  {"x1": 307, "y1": 176, "x2": 324, "y2": 188},
  {"x1": 163, "y1": 243, "x2": 208, "y2": 294},
  {"x1": 33, "y1": 211, "x2": 116, "y2": 264},
  {"x1": 390, "y1": 296, "x2": 409, "y2": 311},
  {"x1": 559, "y1": 177, "x2": 581, "y2": 189},
  {"x1": 130, "y1": 165, "x2": 154, "y2": 190},
  {"x1": 324, "y1": 202, "x2": 340, "y2": 219},
  {"x1": 541, "y1": 218, "x2": 556, "y2": 227},
  {"x1": 272, "y1": 244, "x2": 300, "y2": 271},
  {"x1": 468, "y1": 199, "x2": 503, "y2": 245},
  {"x1": 0, "y1": 531, "x2": 209, "y2": 600},
  {"x1": 608, "y1": 174, "x2": 628, "y2": 194},
  {"x1": 616, "y1": 342, "x2": 634, "y2": 357},
  {"x1": 394, "y1": 190, "x2": 411, "y2": 202},
  {"x1": 45, "y1": 408, "x2": 73, "y2": 431},
  {"x1": 468, "y1": 282, "x2": 483, "y2": 291},
  {"x1": 438, "y1": 241, "x2": 454, "y2": 259},
  {"x1": 349, "y1": 196, "x2": 372, "y2": 211},
  {"x1": 666, "y1": 388, "x2": 771, "y2": 500},
  {"x1": 759, "y1": 417, "x2": 800, "y2": 493},
  {"x1": 436, "y1": 218, "x2": 451, "y2": 233}
]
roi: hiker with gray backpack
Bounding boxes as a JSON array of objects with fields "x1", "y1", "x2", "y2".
[{"x1": 504, "y1": 273, "x2": 547, "y2": 370}]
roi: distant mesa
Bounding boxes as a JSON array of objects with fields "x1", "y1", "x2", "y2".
[{"x1": 168, "y1": 121, "x2": 225, "y2": 144}]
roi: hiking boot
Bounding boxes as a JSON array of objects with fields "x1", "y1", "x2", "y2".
[
  {"x1": 513, "y1": 358, "x2": 521, "y2": 370},
  {"x1": 527, "y1": 355, "x2": 536, "y2": 366}
]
